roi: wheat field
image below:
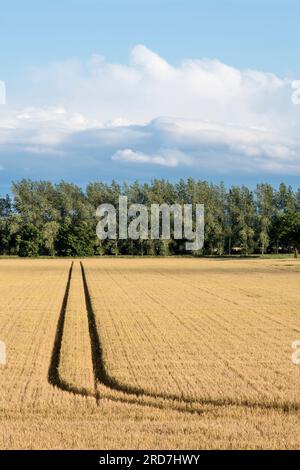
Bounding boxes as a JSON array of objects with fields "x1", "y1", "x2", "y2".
[{"x1": 0, "y1": 258, "x2": 299, "y2": 449}]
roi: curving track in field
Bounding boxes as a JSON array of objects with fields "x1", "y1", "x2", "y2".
[{"x1": 48, "y1": 260, "x2": 300, "y2": 414}]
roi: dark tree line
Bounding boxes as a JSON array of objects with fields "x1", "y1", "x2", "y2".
[{"x1": 1, "y1": 179, "x2": 300, "y2": 257}]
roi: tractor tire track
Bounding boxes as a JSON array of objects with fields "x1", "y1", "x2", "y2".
[{"x1": 48, "y1": 261, "x2": 300, "y2": 415}]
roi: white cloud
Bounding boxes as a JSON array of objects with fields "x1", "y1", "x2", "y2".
[
  {"x1": 0, "y1": 45, "x2": 300, "y2": 179},
  {"x1": 112, "y1": 148, "x2": 192, "y2": 167},
  {"x1": 131, "y1": 45, "x2": 175, "y2": 79},
  {"x1": 18, "y1": 44, "x2": 295, "y2": 129}
]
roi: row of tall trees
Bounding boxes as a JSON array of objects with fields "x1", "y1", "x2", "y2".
[{"x1": 0, "y1": 179, "x2": 300, "y2": 257}]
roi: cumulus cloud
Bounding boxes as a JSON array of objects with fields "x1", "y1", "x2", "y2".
[
  {"x1": 112, "y1": 148, "x2": 192, "y2": 167},
  {"x1": 0, "y1": 45, "x2": 300, "y2": 182}
]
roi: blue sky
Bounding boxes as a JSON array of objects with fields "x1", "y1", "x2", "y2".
[
  {"x1": 0, "y1": 0, "x2": 300, "y2": 192},
  {"x1": 1, "y1": 0, "x2": 300, "y2": 79}
]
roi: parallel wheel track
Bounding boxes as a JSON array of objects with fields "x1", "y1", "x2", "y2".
[{"x1": 48, "y1": 261, "x2": 299, "y2": 415}]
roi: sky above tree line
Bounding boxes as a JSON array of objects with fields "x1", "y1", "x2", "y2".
[{"x1": 0, "y1": 0, "x2": 300, "y2": 194}]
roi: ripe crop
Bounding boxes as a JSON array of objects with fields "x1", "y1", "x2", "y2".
[
  {"x1": 0, "y1": 258, "x2": 299, "y2": 449},
  {"x1": 84, "y1": 258, "x2": 300, "y2": 409}
]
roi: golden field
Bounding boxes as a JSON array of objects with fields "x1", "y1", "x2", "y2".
[{"x1": 0, "y1": 258, "x2": 299, "y2": 449}]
